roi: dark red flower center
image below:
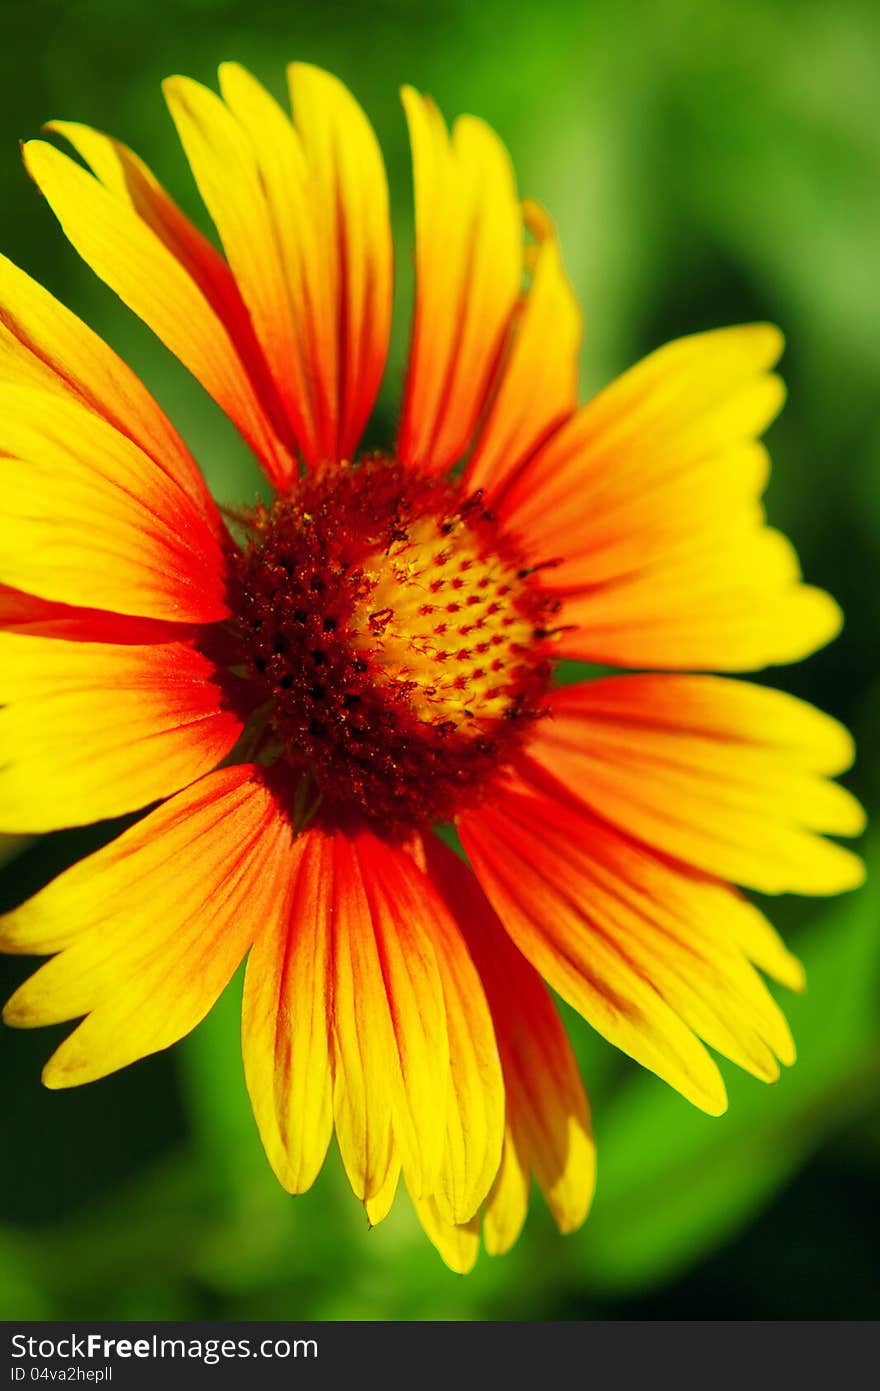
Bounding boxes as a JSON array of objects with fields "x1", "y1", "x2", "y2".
[{"x1": 232, "y1": 457, "x2": 556, "y2": 832}]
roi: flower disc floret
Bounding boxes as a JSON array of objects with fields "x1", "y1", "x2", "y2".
[{"x1": 233, "y1": 457, "x2": 556, "y2": 830}]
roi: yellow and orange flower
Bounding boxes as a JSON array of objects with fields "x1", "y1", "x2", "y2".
[{"x1": 0, "y1": 64, "x2": 865, "y2": 1272}]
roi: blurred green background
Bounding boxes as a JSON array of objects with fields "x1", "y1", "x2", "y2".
[{"x1": 1, "y1": 0, "x2": 878, "y2": 1321}]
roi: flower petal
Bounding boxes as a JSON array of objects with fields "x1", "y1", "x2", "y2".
[
  {"x1": 0, "y1": 383, "x2": 230, "y2": 621},
  {"x1": 496, "y1": 325, "x2": 839, "y2": 670},
  {"x1": 461, "y1": 772, "x2": 804, "y2": 1112},
  {"x1": 326, "y1": 828, "x2": 449, "y2": 1202},
  {"x1": 1, "y1": 764, "x2": 290, "y2": 1086},
  {"x1": 164, "y1": 65, "x2": 392, "y2": 471},
  {"x1": 326, "y1": 830, "x2": 395, "y2": 1203},
  {"x1": 286, "y1": 62, "x2": 393, "y2": 461},
  {"x1": 420, "y1": 834, "x2": 594, "y2": 1248},
  {"x1": 364, "y1": 1156, "x2": 401, "y2": 1227},
  {"x1": 0, "y1": 251, "x2": 218, "y2": 521},
  {"x1": 0, "y1": 585, "x2": 190, "y2": 643},
  {"x1": 554, "y1": 530, "x2": 840, "y2": 672},
  {"x1": 22, "y1": 130, "x2": 297, "y2": 490},
  {"x1": 397, "y1": 88, "x2": 521, "y2": 474},
  {"x1": 409, "y1": 837, "x2": 505, "y2": 1225},
  {"x1": 410, "y1": 1192, "x2": 480, "y2": 1275},
  {"x1": 528, "y1": 676, "x2": 865, "y2": 895},
  {"x1": 480, "y1": 1135, "x2": 531, "y2": 1258},
  {"x1": 242, "y1": 827, "x2": 333, "y2": 1195},
  {"x1": 0, "y1": 631, "x2": 246, "y2": 832},
  {"x1": 464, "y1": 202, "x2": 581, "y2": 496}
]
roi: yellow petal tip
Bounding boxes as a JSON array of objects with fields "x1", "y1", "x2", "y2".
[
  {"x1": 697, "y1": 1079, "x2": 729, "y2": 1118},
  {"x1": 41, "y1": 1058, "x2": 69, "y2": 1090},
  {"x1": 160, "y1": 74, "x2": 196, "y2": 106},
  {"x1": 785, "y1": 958, "x2": 808, "y2": 995},
  {"x1": 20, "y1": 138, "x2": 48, "y2": 178}
]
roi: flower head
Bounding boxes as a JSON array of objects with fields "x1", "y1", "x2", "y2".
[{"x1": 0, "y1": 63, "x2": 864, "y2": 1272}]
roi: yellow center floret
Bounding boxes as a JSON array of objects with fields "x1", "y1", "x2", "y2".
[{"x1": 352, "y1": 515, "x2": 542, "y2": 731}]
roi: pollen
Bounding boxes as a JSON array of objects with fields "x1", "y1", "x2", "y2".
[{"x1": 232, "y1": 457, "x2": 556, "y2": 831}]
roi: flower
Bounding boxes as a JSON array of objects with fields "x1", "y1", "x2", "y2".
[{"x1": 0, "y1": 62, "x2": 865, "y2": 1274}]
